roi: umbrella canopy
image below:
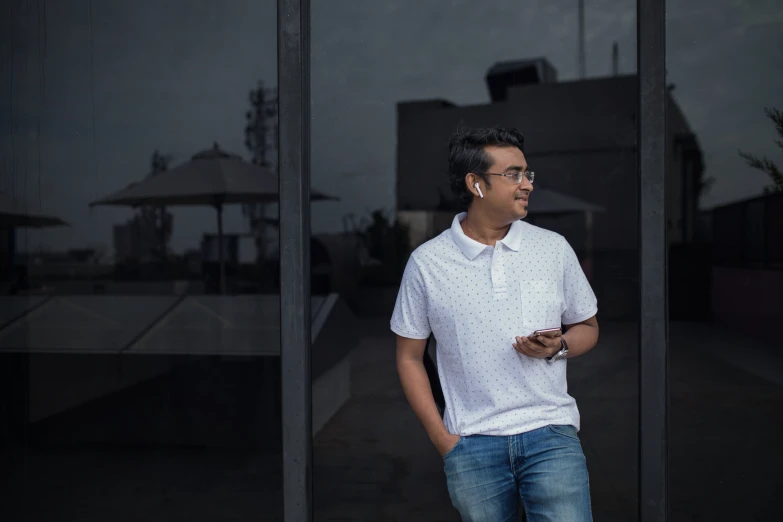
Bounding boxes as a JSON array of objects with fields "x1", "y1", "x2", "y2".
[
  {"x1": 526, "y1": 187, "x2": 604, "y2": 215},
  {"x1": 89, "y1": 143, "x2": 338, "y2": 208},
  {"x1": 0, "y1": 192, "x2": 68, "y2": 229},
  {"x1": 89, "y1": 143, "x2": 339, "y2": 294}
]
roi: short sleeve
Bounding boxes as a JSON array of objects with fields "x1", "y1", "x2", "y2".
[
  {"x1": 390, "y1": 256, "x2": 431, "y2": 339},
  {"x1": 561, "y1": 238, "x2": 598, "y2": 325}
]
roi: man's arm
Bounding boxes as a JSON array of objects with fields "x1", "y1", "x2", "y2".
[
  {"x1": 514, "y1": 315, "x2": 599, "y2": 359},
  {"x1": 396, "y1": 334, "x2": 460, "y2": 456},
  {"x1": 562, "y1": 315, "x2": 599, "y2": 358}
]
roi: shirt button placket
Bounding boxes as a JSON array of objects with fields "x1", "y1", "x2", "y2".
[{"x1": 491, "y1": 246, "x2": 507, "y2": 298}]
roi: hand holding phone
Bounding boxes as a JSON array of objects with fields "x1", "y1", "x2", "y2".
[{"x1": 513, "y1": 326, "x2": 562, "y2": 359}]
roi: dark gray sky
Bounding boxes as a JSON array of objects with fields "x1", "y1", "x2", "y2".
[{"x1": 2, "y1": 0, "x2": 782, "y2": 254}]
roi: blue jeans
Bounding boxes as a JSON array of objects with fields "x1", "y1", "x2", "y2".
[{"x1": 443, "y1": 425, "x2": 592, "y2": 521}]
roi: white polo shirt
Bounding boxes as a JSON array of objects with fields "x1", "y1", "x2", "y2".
[{"x1": 390, "y1": 212, "x2": 597, "y2": 437}]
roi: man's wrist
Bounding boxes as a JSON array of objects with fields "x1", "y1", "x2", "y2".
[
  {"x1": 428, "y1": 425, "x2": 451, "y2": 444},
  {"x1": 547, "y1": 338, "x2": 569, "y2": 362}
]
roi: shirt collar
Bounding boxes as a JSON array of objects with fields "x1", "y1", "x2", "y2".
[{"x1": 450, "y1": 212, "x2": 524, "y2": 260}]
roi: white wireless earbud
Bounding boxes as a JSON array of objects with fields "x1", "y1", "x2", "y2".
[{"x1": 474, "y1": 182, "x2": 484, "y2": 198}]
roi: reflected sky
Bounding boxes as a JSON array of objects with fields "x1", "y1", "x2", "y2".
[{"x1": 1, "y1": 0, "x2": 781, "y2": 253}]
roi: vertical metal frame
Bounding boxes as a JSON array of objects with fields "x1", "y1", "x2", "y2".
[
  {"x1": 278, "y1": 0, "x2": 312, "y2": 520},
  {"x1": 638, "y1": 0, "x2": 669, "y2": 520}
]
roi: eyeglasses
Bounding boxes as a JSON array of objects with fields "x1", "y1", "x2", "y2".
[{"x1": 481, "y1": 171, "x2": 535, "y2": 184}]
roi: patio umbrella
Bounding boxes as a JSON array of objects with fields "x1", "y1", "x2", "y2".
[
  {"x1": 0, "y1": 192, "x2": 69, "y2": 229},
  {"x1": 525, "y1": 187, "x2": 604, "y2": 215},
  {"x1": 90, "y1": 143, "x2": 339, "y2": 293}
]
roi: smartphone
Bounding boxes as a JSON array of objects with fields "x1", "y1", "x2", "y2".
[{"x1": 531, "y1": 327, "x2": 562, "y2": 337}]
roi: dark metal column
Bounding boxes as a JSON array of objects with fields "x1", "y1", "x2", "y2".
[
  {"x1": 278, "y1": 0, "x2": 312, "y2": 520},
  {"x1": 637, "y1": 0, "x2": 669, "y2": 520}
]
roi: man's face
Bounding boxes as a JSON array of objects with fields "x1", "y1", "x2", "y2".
[{"x1": 474, "y1": 145, "x2": 533, "y2": 221}]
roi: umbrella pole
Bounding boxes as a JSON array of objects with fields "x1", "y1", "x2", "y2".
[{"x1": 217, "y1": 204, "x2": 225, "y2": 294}]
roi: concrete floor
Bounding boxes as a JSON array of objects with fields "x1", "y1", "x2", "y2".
[
  {"x1": 313, "y1": 319, "x2": 783, "y2": 521},
  {"x1": 2, "y1": 318, "x2": 781, "y2": 521}
]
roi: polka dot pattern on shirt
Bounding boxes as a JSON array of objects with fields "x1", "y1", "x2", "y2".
[{"x1": 390, "y1": 212, "x2": 598, "y2": 437}]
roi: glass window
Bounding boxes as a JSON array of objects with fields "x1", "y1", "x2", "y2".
[
  {"x1": 667, "y1": 0, "x2": 782, "y2": 518},
  {"x1": 309, "y1": 2, "x2": 641, "y2": 519},
  {"x1": 1, "y1": 2, "x2": 283, "y2": 519}
]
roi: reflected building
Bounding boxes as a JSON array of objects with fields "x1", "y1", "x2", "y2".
[
  {"x1": 113, "y1": 210, "x2": 173, "y2": 264},
  {"x1": 396, "y1": 57, "x2": 704, "y2": 319}
]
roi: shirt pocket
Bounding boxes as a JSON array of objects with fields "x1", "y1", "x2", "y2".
[{"x1": 519, "y1": 279, "x2": 562, "y2": 332}]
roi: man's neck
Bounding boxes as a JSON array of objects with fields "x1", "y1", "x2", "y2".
[{"x1": 461, "y1": 211, "x2": 511, "y2": 246}]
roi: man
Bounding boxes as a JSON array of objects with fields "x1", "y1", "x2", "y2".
[{"x1": 391, "y1": 127, "x2": 599, "y2": 521}]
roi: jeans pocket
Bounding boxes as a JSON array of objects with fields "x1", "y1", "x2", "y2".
[
  {"x1": 442, "y1": 436, "x2": 465, "y2": 459},
  {"x1": 547, "y1": 424, "x2": 580, "y2": 442}
]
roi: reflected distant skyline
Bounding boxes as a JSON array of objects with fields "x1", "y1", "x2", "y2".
[{"x1": 1, "y1": 0, "x2": 782, "y2": 253}]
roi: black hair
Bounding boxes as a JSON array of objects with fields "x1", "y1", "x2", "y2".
[{"x1": 448, "y1": 126, "x2": 526, "y2": 207}]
